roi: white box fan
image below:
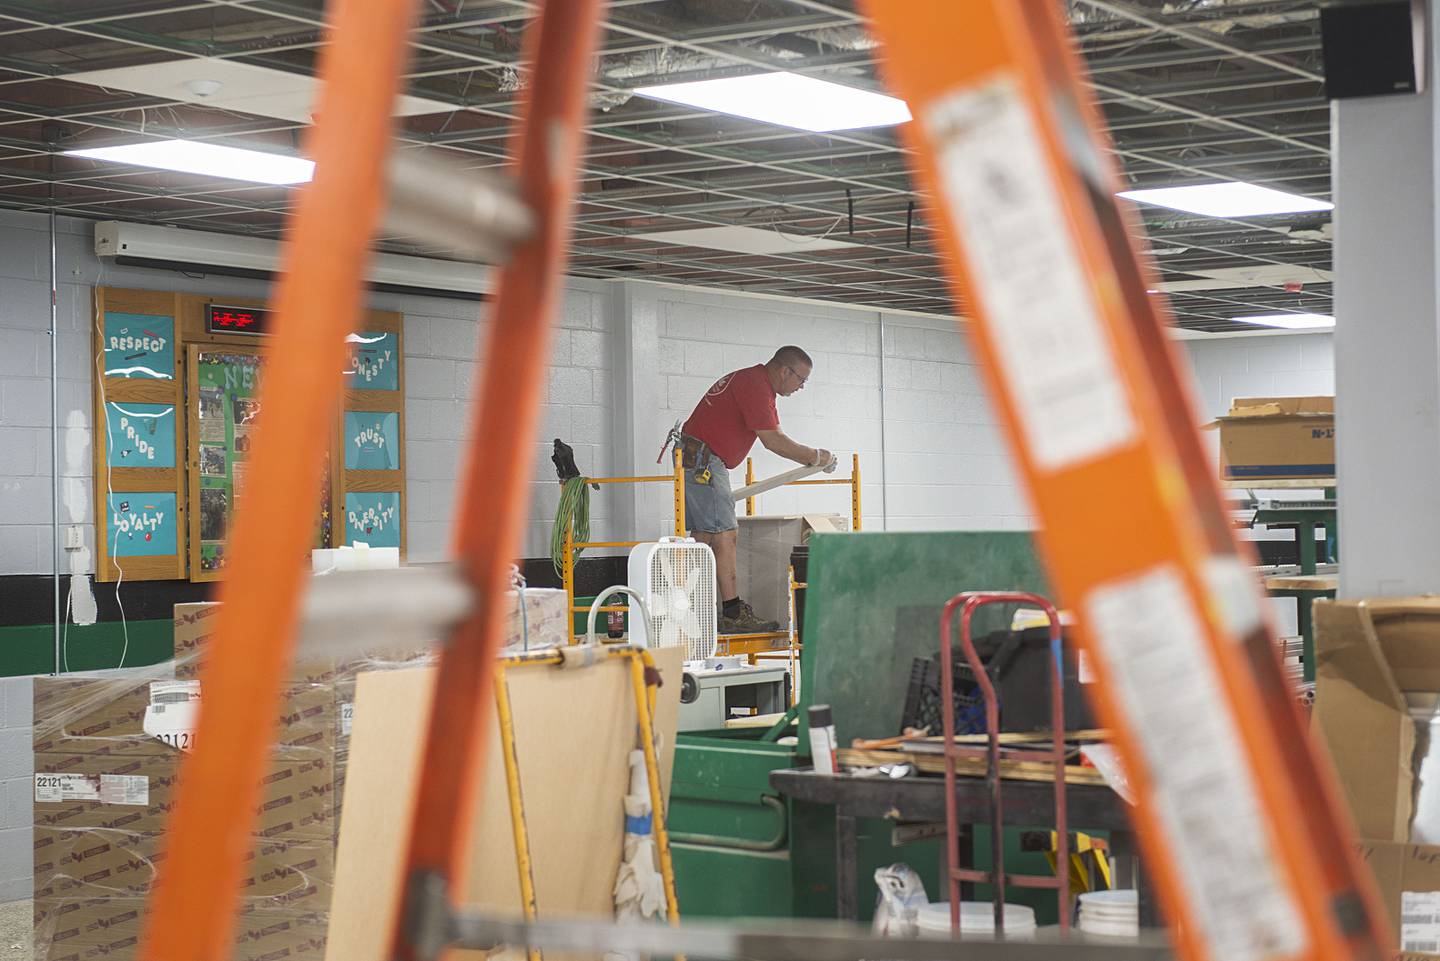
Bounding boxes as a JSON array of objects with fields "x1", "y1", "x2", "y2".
[{"x1": 627, "y1": 538, "x2": 717, "y2": 660}]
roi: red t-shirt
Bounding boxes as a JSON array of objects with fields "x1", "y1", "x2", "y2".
[{"x1": 683, "y1": 365, "x2": 779, "y2": 469}]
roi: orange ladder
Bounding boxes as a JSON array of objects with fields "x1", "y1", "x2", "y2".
[
  {"x1": 135, "y1": 0, "x2": 605, "y2": 959},
  {"x1": 861, "y1": 5, "x2": 1388, "y2": 961},
  {"x1": 137, "y1": 3, "x2": 1391, "y2": 961}
]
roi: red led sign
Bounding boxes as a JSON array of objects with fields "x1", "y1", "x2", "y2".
[{"x1": 205, "y1": 304, "x2": 272, "y2": 336}]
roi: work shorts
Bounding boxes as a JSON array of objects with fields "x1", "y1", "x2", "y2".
[{"x1": 685, "y1": 451, "x2": 737, "y2": 534}]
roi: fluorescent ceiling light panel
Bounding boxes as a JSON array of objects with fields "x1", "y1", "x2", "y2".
[
  {"x1": 1233, "y1": 313, "x2": 1334, "y2": 330},
  {"x1": 635, "y1": 71, "x2": 910, "y2": 132},
  {"x1": 62, "y1": 58, "x2": 454, "y2": 123},
  {"x1": 66, "y1": 140, "x2": 314, "y2": 185},
  {"x1": 632, "y1": 224, "x2": 860, "y2": 256},
  {"x1": 1118, "y1": 182, "x2": 1333, "y2": 217}
]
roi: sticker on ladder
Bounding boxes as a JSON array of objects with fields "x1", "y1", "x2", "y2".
[
  {"x1": 1084, "y1": 565, "x2": 1308, "y2": 961},
  {"x1": 923, "y1": 74, "x2": 1136, "y2": 471}
]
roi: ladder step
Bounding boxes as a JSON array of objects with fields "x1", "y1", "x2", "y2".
[
  {"x1": 296, "y1": 566, "x2": 472, "y2": 660},
  {"x1": 383, "y1": 149, "x2": 535, "y2": 263},
  {"x1": 447, "y1": 910, "x2": 1173, "y2": 961}
]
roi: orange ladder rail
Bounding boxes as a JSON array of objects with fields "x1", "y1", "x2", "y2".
[
  {"x1": 863, "y1": 5, "x2": 1389, "y2": 961},
  {"x1": 137, "y1": 2, "x2": 420, "y2": 959},
  {"x1": 387, "y1": 2, "x2": 607, "y2": 960}
]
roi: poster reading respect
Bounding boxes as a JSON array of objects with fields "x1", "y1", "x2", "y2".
[
  {"x1": 344, "y1": 331, "x2": 399, "y2": 391},
  {"x1": 105, "y1": 402, "x2": 176, "y2": 468},
  {"x1": 344, "y1": 491, "x2": 401, "y2": 549},
  {"x1": 343, "y1": 411, "x2": 400, "y2": 470},
  {"x1": 107, "y1": 492, "x2": 177, "y2": 558},
  {"x1": 103, "y1": 312, "x2": 175, "y2": 380},
  {"x1": 194, "y1": 351, "x2": 262, "y2": 574}
]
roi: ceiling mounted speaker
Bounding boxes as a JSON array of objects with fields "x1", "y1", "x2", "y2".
[{"x1": 1320, "y1": 0, "x2": 1425, "y2": 99}]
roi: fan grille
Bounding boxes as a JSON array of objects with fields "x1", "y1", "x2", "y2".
[{"x1": 647, "y1": 543, "x2": 717, "y2": 661}]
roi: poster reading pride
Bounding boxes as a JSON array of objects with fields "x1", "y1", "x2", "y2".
[
  {"x1": 344, "y1": 491, "x2": 401, "y2": 549},
  {"x1": 107, "y1": 492, "x2": 178, "y2": 557},
  {"x1": 105, "y1": 402, "x2": 176, "y2": 467},
  {"x1": 344, "y1": 331, "x2": 399, "y2": 391},
  {"x1": 104, "y1": 313, "x2": 175, "y2": 380}
]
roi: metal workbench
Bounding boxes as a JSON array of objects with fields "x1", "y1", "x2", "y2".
[{"x1": 772, "y1": 768, "x2": 1152, "y2": 926}]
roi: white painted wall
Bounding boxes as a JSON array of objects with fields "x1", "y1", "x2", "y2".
[{"x1": 0, "y1": 209, "x2": 1340, "y2": 579}]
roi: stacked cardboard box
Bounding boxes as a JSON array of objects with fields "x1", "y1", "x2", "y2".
[
  {"x1": 1314, "y1": 598, "x2": 1440, "y2": 959},
  {"x1": 31, "y1": 601, "x2": 431, "y2": 961},
  {"x1": 32, "y1": 585, "x2": 564, "y2": 961}
]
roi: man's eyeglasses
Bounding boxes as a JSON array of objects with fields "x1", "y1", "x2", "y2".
[{"x1": 785, "y1": 365, "x2": 809, "y2": 387}]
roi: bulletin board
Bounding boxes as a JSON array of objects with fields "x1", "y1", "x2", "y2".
[
  {"x1": 93, "y1": 286, "x2": 407, "y2": 583},
  {"x1": 339, "y1": 312, "x2": 407, "y2": 553},
  {"x1": 92, "y1": 288, "x2": 187, "y2": 582}
]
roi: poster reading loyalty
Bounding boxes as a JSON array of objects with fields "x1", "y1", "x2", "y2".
[
  {"x1": 345, "y1": 491, "x2": 400, "y2": 549},
  {"x1": 344, "y1": 332, "x2": 399, "y2": 391},
  {"x1": 105, "y1": 402, "x2": 176, "y2": 467},
  {"x1": 107, "y1": 492, "x2": 177, "y2": 557},
  {"x1": 104, "y1": 313, "x2": 175, "y2": 380}
]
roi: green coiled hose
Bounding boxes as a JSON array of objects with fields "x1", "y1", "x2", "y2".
[{"x1": 551, "y1": 475, "x2": 591, "y2": 576}]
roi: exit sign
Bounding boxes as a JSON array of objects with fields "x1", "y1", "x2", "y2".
[{"x1": 205, "y1": 304, "x2": 272, "y2": 336}]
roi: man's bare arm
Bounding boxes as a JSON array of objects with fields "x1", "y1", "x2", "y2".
[{"x1": 757, "y1": 429, "x2": 834, "y2": 469}]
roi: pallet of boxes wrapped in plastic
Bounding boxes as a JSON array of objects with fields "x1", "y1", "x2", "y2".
[{"x1": 31, "y1": 585, "x2": 568, "y2": 961}]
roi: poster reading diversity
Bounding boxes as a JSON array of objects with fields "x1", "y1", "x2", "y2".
[
  {"x1": 194, "y1": 351, "x2": 262, "y2": 573},
  {"x1": 344, "y1": 491, "x2": 401, "y2": 549}
]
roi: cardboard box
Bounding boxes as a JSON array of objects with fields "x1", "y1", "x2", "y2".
[
  {"x1": 34, "y1": 751, "x2": 334, "y2": 840},
  {"x1": 1360, "y1": 840, "x2": 1440, "y2": 957},
  {"x1": 1207, "y1": 395, "x2": 1334, "y2": 481},
  {"x1": 737, "y1": 513, "x2": 847, "y2": 628},
  {"x1": 1312, "y1": 597, "x2": 1440, "y2": 842}
]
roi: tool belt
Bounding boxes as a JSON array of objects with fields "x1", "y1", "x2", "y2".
[{"x1": 680, "y1": 434, "x2": 711, "y2": 470}]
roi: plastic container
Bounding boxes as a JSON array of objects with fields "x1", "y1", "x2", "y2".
[{"x1": 915, "y1": 901, "x2": 1037, "y2": 939}]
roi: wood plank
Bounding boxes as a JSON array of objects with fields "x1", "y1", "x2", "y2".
[
  {"x1": 342, "y1": 471, "x2": 403, "y2": 493},
  {"x1": 837, "y1": 747, "x2": 1108, "y2": 786},
  {"x1": 1221, "y1": 477, "x2": 1336, "y2": 490},
  {"x1": 98, "y1": 380, "x2": 179, "y2": 404},
  {"x1": 324, "y1": 647, "x2": 684, "y2": 961},
  {"x1": 1266, "y1": 575, "x2": 1339, "y2": 591},
  {"x1": 107, "y1": 468, "x2": 180, "y2": 492}
]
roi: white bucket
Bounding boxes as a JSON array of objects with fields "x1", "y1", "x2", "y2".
[{"x1": 915, "y1": 901, "x2": 1037, "y2": 939}]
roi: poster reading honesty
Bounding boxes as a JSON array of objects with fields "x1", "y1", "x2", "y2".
[{"x1": 344, "y1": 332, "x2": 399, "y2": 391}]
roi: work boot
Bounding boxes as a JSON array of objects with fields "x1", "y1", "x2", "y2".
[{"x1": 719, "y1": 600, "x2": 780, "y2": 635}]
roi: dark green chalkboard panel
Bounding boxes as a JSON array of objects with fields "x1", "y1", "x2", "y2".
[{"x1": 800, "y1": 531, "x2": 1048, "y2": 749}]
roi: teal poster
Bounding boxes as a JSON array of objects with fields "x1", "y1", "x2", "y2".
[
  {"x1": 107, "y1": 492, "x2": 177, "y2": 557},
  {"x1": 344, "y1": 492, "x2": 401, "y2": 548},
  {"x1": 343, "y1": 411, "x2": 400, "y2": 470},
  {"x1": 344, "y1": 332, "x2": 399, "y2": 391},
  {"x1": 105, "y1": 402, "x2": 176, "y2": 468},
  {"x1": 103, "y1": 312, "x2": 175, "y2": 380}
]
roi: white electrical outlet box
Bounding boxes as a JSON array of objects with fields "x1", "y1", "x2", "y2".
[{"x1": 65, "y1": 527, "x2": 84, "y2": 550}]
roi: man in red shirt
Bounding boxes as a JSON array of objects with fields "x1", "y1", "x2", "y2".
[{"x1": 681, "y1": 345, "x2": 835, "y2": 634}]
